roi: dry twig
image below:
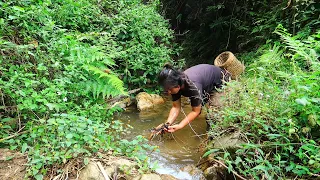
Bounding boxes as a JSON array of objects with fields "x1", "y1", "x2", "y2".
[
  {"x1": 0, "y1": 130, "x2": 29, "y2": 142},
  {"x1": 213, "y1": 159, "x2": 247, "y2": 180},
  {"x1": 97, "y1": 162, "x2": 110, "y2": 180}
]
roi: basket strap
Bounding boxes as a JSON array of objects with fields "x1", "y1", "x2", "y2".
[{"x1": 221, "y1": 68, "x2": 231, "y2": 83}]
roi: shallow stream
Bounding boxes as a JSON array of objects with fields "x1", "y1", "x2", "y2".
[{"x1": 116, "y1": 97, "x2": 208, "y2": 180}]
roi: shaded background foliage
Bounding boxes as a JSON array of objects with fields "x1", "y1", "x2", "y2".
[{"x1": 160, "y1": 0, "x2": 320, "y2": 66}]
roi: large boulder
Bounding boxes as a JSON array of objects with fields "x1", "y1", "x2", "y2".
[
  {"x1": 203, "y1": 165, "x2": 225, "y2": 180},
  {"x1": 77, "y1": 157, "x2": 178, "y2": 180},
  {"x1": 136, "y1": 92, "x2": 164, "y2": 111},
  {"x1": 213, "y1": 131, "x2": 245, "y2": 150},
  {"x1": 140, "y1": 173, "x2": 162, "y2": 180},
  {"x1": 79, "y1": 162, "x2": 105, "y2": 180},
  {"x1": 108, "y1": 157, "x2": 138, "y2": 172}
]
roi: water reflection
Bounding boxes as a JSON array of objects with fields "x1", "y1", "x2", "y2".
[{"x1": 116, "y1": 97, "x2": 207, "y2": 180}]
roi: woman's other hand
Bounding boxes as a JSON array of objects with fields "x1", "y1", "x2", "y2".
[{"x1": 167, "y1": 124, "x2": 182, "y2": 132}]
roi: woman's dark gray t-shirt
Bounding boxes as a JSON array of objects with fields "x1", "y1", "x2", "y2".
[{"x1": 171, "y1": 64, "x2": 223, "y2": 107}]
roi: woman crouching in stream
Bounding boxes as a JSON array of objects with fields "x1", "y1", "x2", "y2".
[{"x1": 157, "y1": 63, "x2": 231, "y2": 133}]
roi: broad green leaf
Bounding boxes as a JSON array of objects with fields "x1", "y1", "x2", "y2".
[
  {"x1": 295, "y1": 98, "x2": 308, "y2": 106},
  {"x1": 34, "y1": 174, "x2": 43, "y2": 180},
  {"x1": 66, "y1": 134, "x2": 73, "y2": 139},
  {"x1": 253, "y1": 165, "x2": 267, "y2": 171},
  {"x1": 203, "y1": 149, "x2": 219, "y2": 158},
  {"x1": 66, "y1": 141, "x2": 72, "y2": 147},
  {"x1": 22, "y1": 143, "x2": 28, "y2": 153},
  {"x1": 84, "y1": 158, "x2": 89, "y2": 165}
]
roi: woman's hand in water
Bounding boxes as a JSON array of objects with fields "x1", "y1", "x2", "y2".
[{"x1": 167, "y1": 124, "x2": 182, "y2": 132}]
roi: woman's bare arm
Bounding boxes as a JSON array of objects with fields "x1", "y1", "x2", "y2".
[
  {"x1": 166, "y1": 98, "x2": 181, "y2": 125},
  {"x1": 167, "y1": 105, "x2": 201, "y2": 132}
]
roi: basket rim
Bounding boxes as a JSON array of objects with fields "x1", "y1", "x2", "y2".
[{"x1": 214, "y1": 51, "x2": 236, "y2": 67}]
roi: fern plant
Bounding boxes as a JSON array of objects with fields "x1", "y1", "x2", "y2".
[
  {"x1": 205, "y1": 26, "x2": 320, "y2": 179},
  {"x1": 275, "y1": 25, "x2": 320, "y2": 72},
  {"x1": 83, "y1": 65, "x2": 126, "y2": 99}
]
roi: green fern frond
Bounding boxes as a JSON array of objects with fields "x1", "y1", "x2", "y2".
[
  {"x1": 90, "y1": 48, "x2": 116, "y2": 66},
  {"x1": 87, "y1": 65, "x2": 125, "y2": 92},
  {"x1": 84, "y1": 80, "x2": 124, "y2": 99},
  {"x1": 275, "y1": 25, "x2": 319, "y2": 71},
  {"x1": 83, "y1": 65, "x2": 127, "y2": 99}
]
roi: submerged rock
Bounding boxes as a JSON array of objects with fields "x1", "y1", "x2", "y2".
[
  {"x1": 160, "y1": 174, "x2": 178, "y2": 180},
  {"x1": 180, "y1": 164, "x2": 206, "y2": 179}
]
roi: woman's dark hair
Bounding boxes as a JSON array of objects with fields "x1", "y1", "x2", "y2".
[{"x1": 158, "y1": 63, "x2": 185, "y2": 90}]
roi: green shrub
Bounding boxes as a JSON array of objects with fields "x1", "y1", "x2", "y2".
[
  {"x1": 205, "y1": 28, "x2": 320, "y2": 179},
  {"x1": 0, "y1": 0, "x2": 166, "y2": 178}
]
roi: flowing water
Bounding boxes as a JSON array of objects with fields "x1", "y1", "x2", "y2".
[{"x1": 116, "y1": 97, "x2": 208, "y2": 180}]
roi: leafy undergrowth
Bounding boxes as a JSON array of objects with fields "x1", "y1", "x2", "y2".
[
  {"x1": 0, "y1": 0, "x2": 171, "y2": 179},
  {"x1": 205, "y1": 27, "x2": 320, "y2": 179}
]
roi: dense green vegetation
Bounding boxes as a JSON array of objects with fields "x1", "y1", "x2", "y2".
[
  {"x1": 160, "y1": 1, "x2": 319, "y2": 178},
  {"x1": 0, "y1": 0, "x2": 319, "y2": 179},
  {"x1": 0, "y1": 0, "x2": 174, "y2": 178},
  {"x1": 206, "y1": 27, "x2": 320, "y2": 179}
]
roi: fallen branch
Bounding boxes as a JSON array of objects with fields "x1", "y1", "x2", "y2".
[
  {"x1": 213, "y1": 159, "x2": 247, "y2": 180},
  {"x1": 52, "y1": 174, "x2": 61, "y2": 180},
  {"x1": 0, "y1": 130, "x2": 29, "y2": 142},
  {"x1": 113, "y1": 165, "x2": 118, "y2": 180},
  {"x1": 106, "y1": 88, "x2": 141, "y2": 103},
  {"x1": 97, "y1": 162, "x2": 110, "y2": 180},
  {"x1": 311, "y1": 173, "x2": 320, "y2": 177},
  {"x1": 196, "y1": 159, "x2": 209, "y2": 167}
]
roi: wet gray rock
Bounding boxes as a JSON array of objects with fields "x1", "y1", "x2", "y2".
[
  {"x1": 180, "y1": 164, "x2": 202, "y2": 176},
  {"x1": 204, "y1": 166, "x2": 218, "y2": 180},
  {"x1": 181, "y1": 164, "x2": 206, "y2": 180},
  {"x1": 203, "y1": 165, "x2": 226, "y2": 180},
  {"x1": 213, "y1": 131, "x2": 245, "y2": 150}
]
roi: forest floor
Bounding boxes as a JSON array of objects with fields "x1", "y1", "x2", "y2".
[{"x1": 0, "y1": 148, "x2": 27, "y2": 179}]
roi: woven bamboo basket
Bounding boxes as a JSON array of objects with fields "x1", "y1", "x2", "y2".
[{"x1": 214, "y1": 51, "x2": 245, "y2": 80}]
